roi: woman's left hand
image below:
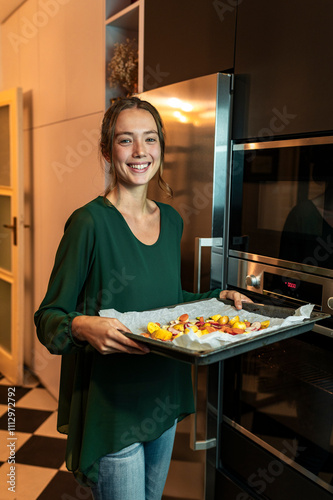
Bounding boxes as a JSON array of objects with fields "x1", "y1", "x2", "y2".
[{"x1": 219, "y1": 290, "x2": 253, "y2": 310}]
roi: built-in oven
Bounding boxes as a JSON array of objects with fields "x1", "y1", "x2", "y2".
[{"x1": 208, "y1": 136, "x2": 333, "y2": 499}]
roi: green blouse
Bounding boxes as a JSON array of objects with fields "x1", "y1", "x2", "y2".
[{"x1": 34, "y1": 196, "x2": 220, "y2": 485}]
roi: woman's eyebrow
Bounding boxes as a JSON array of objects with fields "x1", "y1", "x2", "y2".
[{"x1": 115, "y1": 130, "x2": 158, "y2": 137}]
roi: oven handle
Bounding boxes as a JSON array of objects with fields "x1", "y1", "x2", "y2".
[
  {"x1": 313, "y1": 323, "x2": 333, "y2": 338},
  {"x1": 193, "y1": 237, "x2": 223, "y2": 293},
  {"x1": 190, "y1": 364, "x2": 217, "y2": 451}
]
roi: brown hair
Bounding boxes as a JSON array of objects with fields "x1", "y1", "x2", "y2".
[{"x1": 100, "y1": 96, "x2": 172, "y2": 197}]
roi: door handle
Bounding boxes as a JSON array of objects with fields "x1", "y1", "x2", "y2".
[
  {"x1": 193, "y1": 237, "x2": 223, "y2": 293},
  {"x1": 3, "y1": 217, "x2": 17, "y2": 245}
]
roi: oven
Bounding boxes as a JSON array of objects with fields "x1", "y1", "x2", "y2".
[{"x1": 208, "y1": 136, "x2": 333, "y2": 499}]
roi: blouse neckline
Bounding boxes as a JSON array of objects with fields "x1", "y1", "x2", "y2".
[{"x1": 100, "y1": 196, "x2": 162, "y2": 247}]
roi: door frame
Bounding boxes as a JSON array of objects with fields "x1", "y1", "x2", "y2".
[{"x1": 0, "y1": 87, "x2": 24, "y2": 385}]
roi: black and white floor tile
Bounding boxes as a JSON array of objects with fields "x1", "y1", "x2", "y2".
[{"x1": 0, "y1": 371, "x2": 93, "y2": 500}]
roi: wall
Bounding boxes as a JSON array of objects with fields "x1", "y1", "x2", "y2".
[{"x1": 1, "y1": 0, "x2": 105, "y2": 397}]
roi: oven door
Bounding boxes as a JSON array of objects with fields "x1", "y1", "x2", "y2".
[
  {"x1": 229, "y1": 136, "x2": 333, "y2": 277},
  {"x1": 210, "y1": 328, "x2": 333, "y2": 500}
]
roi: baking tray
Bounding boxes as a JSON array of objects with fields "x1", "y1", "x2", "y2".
[{"x1": 120, "y1": 300, "x2": 331, "y2": 366}]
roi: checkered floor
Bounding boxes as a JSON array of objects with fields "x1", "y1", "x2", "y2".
[{"x1": 0, "y1": 371, "x2": 93, "y2": 500}]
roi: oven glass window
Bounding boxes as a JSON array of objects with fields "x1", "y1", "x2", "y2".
[
  {"x1": 223, "y1": 333, "x2": 333, "y2": 490},
  {"x1": 230, "y1": 143, "x2": 333, "y2": 270}
]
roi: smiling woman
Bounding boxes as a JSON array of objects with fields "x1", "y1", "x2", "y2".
[{"x1": 34, "y1": 96, "x2": 249, "y2": 500}]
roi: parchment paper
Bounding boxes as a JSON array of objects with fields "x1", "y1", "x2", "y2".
[{"x1": 99, "y1": 299, "x2": 314, "y2": 352}]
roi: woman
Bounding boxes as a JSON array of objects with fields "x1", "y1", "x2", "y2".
[{"x1": 34, "y1": 97, "x2": 250, "y2": 500}]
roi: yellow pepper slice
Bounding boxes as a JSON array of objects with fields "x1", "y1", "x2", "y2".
[
  {"x1": 229, "y1": 315, "x2": 239, "y2": 326},
  {"x1": 233, "y1": 321, "x2": 247, "y2": 330},
  {"x1": 151, "y1": 328, "x2": 172, "y2": 341},
  {"x1": 147, "y1": 322, "x2": 160, "y2": 334}
]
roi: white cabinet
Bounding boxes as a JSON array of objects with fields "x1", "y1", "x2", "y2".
[{"x1": 105, "y1": 0, "x2": 144, "y2": 106}]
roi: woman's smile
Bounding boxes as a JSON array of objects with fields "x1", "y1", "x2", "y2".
[{"x1": 127, "y1": 162, "x2": 150, "y2": 172}]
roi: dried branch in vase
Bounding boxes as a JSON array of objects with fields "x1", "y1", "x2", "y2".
[{"x1": 107, "y1": 38, "x2": 138, "y2": 97}]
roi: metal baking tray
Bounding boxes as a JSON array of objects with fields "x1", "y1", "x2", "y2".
[{"x1": 121, "y1": 299, "x2": 331, "y2": 366}]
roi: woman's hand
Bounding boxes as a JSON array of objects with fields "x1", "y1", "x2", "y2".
[
  {"x1": 219, "y1": 290, "x2": 253, "y2": 310},
  {"x1": 71, "y1": 315, "x2": 150, "y2": 355}
]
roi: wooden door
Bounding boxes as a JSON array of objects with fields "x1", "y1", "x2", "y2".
[{"x1": 0, "y1": 87, "x2": 24, "y2": 385}]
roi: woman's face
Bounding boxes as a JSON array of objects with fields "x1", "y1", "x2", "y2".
[{"x1": 112, "y1": 107, "x2": 162, "y2": 189}]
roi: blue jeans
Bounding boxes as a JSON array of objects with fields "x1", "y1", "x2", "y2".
[{"x1": 91, "y1": 420, "x2": 177, "y2": 500}]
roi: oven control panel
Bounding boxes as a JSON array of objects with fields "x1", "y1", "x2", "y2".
[
  {"x1": 227, "y1": 257, "x2": 333, "y2": 317},
  {"x1": 263, "y1": 271, "x2": 323, "y2": 307}
]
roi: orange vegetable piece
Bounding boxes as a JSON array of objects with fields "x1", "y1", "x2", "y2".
[
  {"x1": 205, "y1": 326, "x2": 217, "y2": 333},
  {"x1": 232, "y1": 327, "x2": 247, "y2": 334}
]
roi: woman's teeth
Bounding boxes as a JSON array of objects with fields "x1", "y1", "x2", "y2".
[{"x1": 129, "y1": 163, "x2": 149, "y2": 170}]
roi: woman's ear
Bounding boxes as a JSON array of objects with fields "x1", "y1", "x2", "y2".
[{"x1": 100, "y1": 143, "x2": 111, "y2": 163}]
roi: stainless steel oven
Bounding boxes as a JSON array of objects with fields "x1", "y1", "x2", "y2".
[
  {"x1": 226, "y1": 134, "x2": 333, "y2": 328},
  {"x1": 208, "y1": 135, "x2": 333, "y2": 499}
]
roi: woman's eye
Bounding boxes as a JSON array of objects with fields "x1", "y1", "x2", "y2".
[
  {"x1": 146, "y1": 137, "x2": 156, "y2": 143},
  {"x1": 119, "y1": 138, "x2": 131, "y2": 144}
]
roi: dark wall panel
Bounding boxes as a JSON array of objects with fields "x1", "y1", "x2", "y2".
[
  {"x1": 233, "y1": 0, "x2": 333, "y2": 140},
  {"x1": 144, "y1": 0, "x2": 236, "y2": 90}
]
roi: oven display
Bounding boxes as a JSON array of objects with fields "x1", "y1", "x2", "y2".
[{"x1": 263, "y1": 272, "x2": 323, "y2": 306}]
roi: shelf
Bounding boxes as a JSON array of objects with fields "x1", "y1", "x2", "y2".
[
  {"x1": 105, "y1": 1, "x2": 139, "y2": 29},
  {"x1": 104, "y1": 0, "x2": 143, "y2": 104}
]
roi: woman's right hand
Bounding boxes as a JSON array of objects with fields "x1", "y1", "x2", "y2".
[{"x1": 71, "y1": 315, "x2": 150, "y2": 355}]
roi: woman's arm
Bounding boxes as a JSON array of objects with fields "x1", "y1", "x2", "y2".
[
  {"x1": 35, "y1": 210, "x2": 149, "y2": 356},
  {"x1": 34, "y1": 210, "x2": 96, "y2": 354},
  {"x1": 71, "y1": 315, "x2": 149, "y2": 355}
]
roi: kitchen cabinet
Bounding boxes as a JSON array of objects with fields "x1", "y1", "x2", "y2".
[
  {"x1": 233, "y1": 0, "x2": 333, "y2": 140},
  {"x1": 143, "y1": 0, "x2": 236, "y2": 90},
  {"x1": 105, "y1": 0, "x2": 236, "y2": 98}
]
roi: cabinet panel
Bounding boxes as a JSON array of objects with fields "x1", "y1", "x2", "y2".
[
  {"x1": 65, "y1": 0, "x2": 104, "y2": 119},
  {"x1": 144, "y1": 0, "x2": 236, "y2": 90},
  {"x1": 233, "y1": 0, "x2": 333, "y2": 140}
]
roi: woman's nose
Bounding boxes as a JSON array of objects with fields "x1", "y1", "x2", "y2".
[{"x1": 132, "y1": 139, "x2": 146, "y2": 157}]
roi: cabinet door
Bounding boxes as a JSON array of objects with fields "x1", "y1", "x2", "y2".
[
  {"x1": 233, "y1": 0, "x2": 333, "y2": 140},
  {"x1": 143, "y1": 0, "x2": 236, "y2": 90}
]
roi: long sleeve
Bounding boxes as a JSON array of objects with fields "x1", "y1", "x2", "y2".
[
  {"x1": 182, "y1": 288, "x2": 221, "y2": 303},
  {"x1": 34, "y1": 209, "x2": 96, "y2": 355}
]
